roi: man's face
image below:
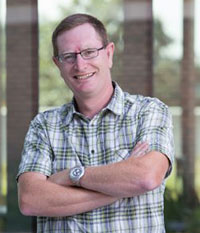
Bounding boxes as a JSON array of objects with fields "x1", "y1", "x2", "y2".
[{"x1": 53, "y1": 23, "x2": 115, "y2": 99}]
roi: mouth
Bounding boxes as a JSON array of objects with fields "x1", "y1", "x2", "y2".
[{"x1": 74, "y1": 72, "x2": 95, "y2": 80}]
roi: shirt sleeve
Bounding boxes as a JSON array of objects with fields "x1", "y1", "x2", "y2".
[
  {"x1": 16, "y1": 113, "x2": 53, "y2": 180},
  {"x1": 136, "y1": 98, "x2": 175, "y2": 177}
]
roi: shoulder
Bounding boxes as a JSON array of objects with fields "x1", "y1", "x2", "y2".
[
  {"x1": 123, "y1": 92, "x2": 170, "y2": 115},
  {"x1": 31, "y1": 103, "x2": 72, "y2": 128}
]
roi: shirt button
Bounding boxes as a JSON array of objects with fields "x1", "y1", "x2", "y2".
[{"x1": 91, "y1": 150, "x2": 95, "y2": 154}]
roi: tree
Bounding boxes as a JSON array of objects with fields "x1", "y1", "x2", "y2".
[
  {"x1": 153, "y1": 18, "x2": 173, "y2": 64},
  {"x1": 39, "y1": 21, "x2": 72, "y2": 108},
  {"x1": 153, "y1": 19, "x2": 180, "y2": 106}
]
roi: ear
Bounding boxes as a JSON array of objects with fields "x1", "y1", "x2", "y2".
[
  {"x1": 52, "y1": 56, "x2": 60, "y2": 68},
  {"x1": 106, "y1": 42, "x2": 115, "y2": 69},
  {"x1": 52, "y1": 56, "x2": 64, "y2": 79}
]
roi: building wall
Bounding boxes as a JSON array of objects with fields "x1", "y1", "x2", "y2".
[
  {"x1": 6, "y1": 0, "x2": 38, "y2": 231},
  {"x1": 116, "y1": 0, "x2": 153, "y2": 96}
]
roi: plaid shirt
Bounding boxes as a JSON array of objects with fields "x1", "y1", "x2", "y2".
[{"x1": 17, "y1": 83, "x2": 174, "y2": 233}]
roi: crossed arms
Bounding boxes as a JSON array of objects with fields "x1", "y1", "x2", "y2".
[{"x1": 18, "y1": 142, "x2": 170, "y2": 217}]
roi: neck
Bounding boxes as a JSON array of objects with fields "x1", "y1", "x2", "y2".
[{"x1": 74, "y1": 84, "x2": 114, "y2": 119}]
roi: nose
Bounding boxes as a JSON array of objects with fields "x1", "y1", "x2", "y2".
[{"x1": 74, "y1": 54, "x2": 87, "y2": 71}]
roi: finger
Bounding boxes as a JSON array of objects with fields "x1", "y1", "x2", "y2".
[
  {"x1": 133, "y1": 142, "x2": 148, "y2": 153},
  {"x1": 132, "y1": 142, "x2": 149, "y2": 156}
]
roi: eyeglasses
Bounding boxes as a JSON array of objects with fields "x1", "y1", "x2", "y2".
[{"x1": 57, "y1": 46, "x2": 105, "y2": 64}]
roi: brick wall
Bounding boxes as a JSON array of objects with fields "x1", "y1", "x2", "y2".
[
  {"x1": 181, "y1": 0, "x2": 197, "y2": 205},
  {"x1": 6, "y1": 0, "x2": 38, "y2": 231},
  {"x1": 115, "y1": 0, "x2": 153, "y2": 96}
]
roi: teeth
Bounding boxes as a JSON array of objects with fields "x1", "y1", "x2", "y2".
[{"x1": 76, "y1": 72, "x2": 94, "y2": 80}]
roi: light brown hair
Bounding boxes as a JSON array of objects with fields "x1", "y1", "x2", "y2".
[{"x1": 52, "y1": 13, "x2": 109, "y2": 57}]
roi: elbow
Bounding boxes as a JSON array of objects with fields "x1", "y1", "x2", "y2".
[
  {"x1": 18, "y1": 193, "x2": 35, "y2": 216},
  {"x1": 123, "y1": 172, "x2": 162, "y2": 198},
  {"x1": 19, "y1": 204, "x2": 32, "y2": 216},
  {"x1": 141, "y1": 172, "x2": 163, "y2": 192}
]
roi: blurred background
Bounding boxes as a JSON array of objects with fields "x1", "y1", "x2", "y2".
[{"x1": 0, "y1": 0, "x2": 200, "y2": 232}]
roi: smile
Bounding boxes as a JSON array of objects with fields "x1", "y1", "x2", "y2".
[{"x1": 74, "y1": 72, "x2": 95, "y2": 80}]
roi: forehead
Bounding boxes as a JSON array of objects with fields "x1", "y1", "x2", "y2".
[{"x1": 57, "y1": 23, "x2": 102, "y2": 52}]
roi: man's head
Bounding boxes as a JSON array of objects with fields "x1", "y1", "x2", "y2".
[
  {"x1": 52, "y1": 13, "x2": 115, "y2": 101},
  {"x1": 52, "y1": 13, "x2": 109, "y2": 57}
]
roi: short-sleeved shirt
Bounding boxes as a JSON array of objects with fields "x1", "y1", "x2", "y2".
[{"x1": 17, "y1": 82, "x2": 174, "y2": 233}]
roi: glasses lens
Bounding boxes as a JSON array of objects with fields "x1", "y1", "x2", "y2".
[
  {"x1": 82, "y1": 49, "x2": 98, "y2": 59},
  {"x1": 58, "y1": 47, "x2": 102, "y2": 63},
  {"x1": 61, "y1": 53, "x2": 76, "y2": 63}
]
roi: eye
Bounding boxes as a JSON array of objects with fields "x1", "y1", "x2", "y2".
[
  {"x1": 62, "y1": 53, "x2": 75, "y2": 61},
  {"x1": 82, "y1": 49, "x2": 96, "y2": 58}
]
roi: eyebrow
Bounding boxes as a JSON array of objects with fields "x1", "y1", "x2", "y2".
[{"x1": 60, "y1": 46, "x2": 100, "y2": 55}]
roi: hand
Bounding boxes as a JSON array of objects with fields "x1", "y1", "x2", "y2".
[{"x1": 48, "y1": 169, "x2": 72, "y2": 187}]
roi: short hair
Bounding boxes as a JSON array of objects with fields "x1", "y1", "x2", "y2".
[{"x1": 52, "y1": 13, "x2": 109, "y2": 57}]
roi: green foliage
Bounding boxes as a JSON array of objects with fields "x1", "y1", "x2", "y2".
[
  {"x1": 153, "y1": 18, "x2": 180, "y2": 106},
  {"x1": 165, "y1": 158, "x2": 200, "y2": 233},
  {"x1": 39, "y1": 20, "x2": 72, "y2": 107},
  {"x1": 154, "y1": 58, "x2": 181, "y2": 106},
  {"x1": 153, "y1": 18, "x2": 173, "y2": 63},
  {"x1": 165, "y1": 188, "x2": 200, "y2": 233}
]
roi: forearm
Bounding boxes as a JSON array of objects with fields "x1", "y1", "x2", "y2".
[
  {"x1": 81, "y1": 159, "x2": 145, "y2": 197},
  {"x1": 48, "y1": 142, "x2": 160, "y2": 198},
  {"x1": 48, "y1": 160, "x2": 147, "y2": 198},
  {"x1": 18, "y1": 172, "x2": 118, "y2": 217},
  {"x1": 48, "y1": 156, "x2": 152, "y2": 198},
  {"x1": 48, "y1": 163, "x2": 137, "y2": 198},
  {"x1": 80, "y1": 151, "x2": 169, "y2": 197},
  {"x1": 48, "y1": 144, "x2": 169, "y2": 198}
]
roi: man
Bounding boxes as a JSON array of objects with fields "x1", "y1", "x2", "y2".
[{"x1": 17, "y1": 13, "x2": 174, "y2": 233}]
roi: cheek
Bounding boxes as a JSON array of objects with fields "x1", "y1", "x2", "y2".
[
  {"x1": 60, "y1": 67, "x2": 71, "y2": 80},
  {"x1": 60, "y1": 71, "x2": 73, "y2": 88},
  {"x1": 100, "y1": 58, "x2": 112, "y2": 73},
  {"x1": 101, "y1": 53, "x2": 113, "y2": 70}
]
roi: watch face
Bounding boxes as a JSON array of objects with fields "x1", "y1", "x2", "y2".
[
  {"x1": 70, "y1": 165, "x2": 85, "y2": 184},
  {"x1": 72, "y1": 167, "x2": 82, "y2": 177}
]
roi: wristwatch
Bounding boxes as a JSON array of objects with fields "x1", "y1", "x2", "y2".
[{"x1": 69, "y1": 165, "x2": 85, "y2": 186}]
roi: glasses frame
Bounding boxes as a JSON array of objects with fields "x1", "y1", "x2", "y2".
[{"x1": 56, "y1": 46, "x2": 105, "y2": 64}]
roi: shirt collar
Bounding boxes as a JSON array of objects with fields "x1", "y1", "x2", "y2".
[
  {"x1": 106, "y1": 81, "x2": 124, "y2": 116},
  {"x1": 59, "y1": 81, "x2": 124, "y2": 126},
  {"x1": 59, "y1": 102, "x2": 76, "y2": 126}
]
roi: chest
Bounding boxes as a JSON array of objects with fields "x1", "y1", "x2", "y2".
[{"x1": 49, "y1": 114, "x2": 139, "y2": 172}]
